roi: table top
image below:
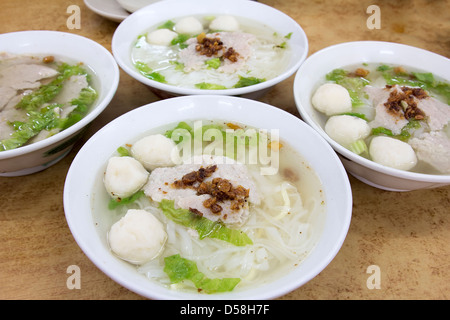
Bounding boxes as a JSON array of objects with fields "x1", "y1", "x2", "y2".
[{"x1": 1, "y1": 0, "x2": 449, "y2": 300}]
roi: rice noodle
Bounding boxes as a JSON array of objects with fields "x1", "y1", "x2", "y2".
[
  {"x1": 134, "y1": 166, "x2": 321, "y2": 291},
  {"x1": 95, "y1": 122, "x2": 326, "y2": 293}
]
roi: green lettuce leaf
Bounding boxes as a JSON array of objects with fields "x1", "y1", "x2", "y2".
[
  {"x1": 164, "y1": 121, "x2": 194, "y2": 144},
  {"x1": 371, "y1": 120, "x2": 421, "y2": 142},
  {"x1": 108, "y1": 190, "x2": 145, "y2": 210},
  {"x1": 233, "y1": 76, "x2": 265, "y2": 88},
  {"x1": 377, "y1": 66, "x2": 450, "y2": 104},
  {"x1": 0, "y1": 106, "x2": 62, "y2": 151},
  {"x1": 17, "y1": 63, "x2": 90, "y2": 112},
  {"x1": 116, "y1": 146, "x2": 131, "y2": 157},
  {"x1": 326, "y1": 68, "x2": 370, "y2": 107},
  {"x1": 205, "y1": 58, "x2": 221, "y2": 69},
  {"x1": 195, "y1": 82, "x2": 227, "y2": 90},
  {"x1": 164, "y1": 254, "x2": 241, "y2": 293},
  {"x1": 60, "y1": 86, "x2": 97, "y2": 130},
  {"x1": 171, "y1": 34, "x2": 191, "y2": 48},
  {"x1": 134, "y1": 61, "x2": 166, "y2": 83},
  {"x1": 157, "y1": 20, "x2": 175, "y2": 30},
  {"x1": 159, "y1": 199, "x2": 253, "y2": 246}
]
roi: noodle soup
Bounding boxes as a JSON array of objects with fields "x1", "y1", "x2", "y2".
[
  {"x1": 311, "y1": 63, "x2": 450, "y2": 175},
  {"x1": 130, "y1": 15, "x2": 293, "y2": 90},
  {"x1": 92, "y1": 120, "x2": 326, "y2": 294}
]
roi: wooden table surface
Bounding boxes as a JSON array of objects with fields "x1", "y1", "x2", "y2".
[{"x1": 0, "y1": 0, "x2": 449, "y2": 300}]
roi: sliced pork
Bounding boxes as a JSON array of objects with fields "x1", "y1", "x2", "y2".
[
  {"x1": 416, "y1": 97, "x2": 450, "y2": 131},
  {"x1": 409, "y1": 131, "x2": 450, "y2": 174},
  {"x1": 178, "y1": 31, "x2": 256, "y2": 73},
  {"x1": 365, "y1": 84, "x2": 450, "y2": 134},
  {"x1": 365, "y1": 85, "x2": 408, "y2": 135},
  {"x1": 144, "y1": 155, "x2": 261, "y2": 227}
]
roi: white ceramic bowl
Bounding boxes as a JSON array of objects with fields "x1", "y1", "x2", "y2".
[
  {"x1": 116, "y1": 0, "x2": 163, "y2": 13},
  {"x1": 0, "y1": 31, "x2": 120, "y2": 176},
  {"x1": 294, "y1": 41, "x2": 450, "y2": 191},
  {"x1": 112, "y1": 0, "x2": 308, "y2": 99},
  {"x1": 64, "y1": 95, "x2": 352, "y2": 300}
]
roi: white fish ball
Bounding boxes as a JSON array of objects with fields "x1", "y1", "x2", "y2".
[
  {"x1": 325, "y1": 115, "x2": 371, "y2": 147},
  {"x1": 174, "y1": 16, "x2": 203, "y2": 35},
  {"x1": 108, "y1": 209, "x2": 167, "y2": 265},
  {"x1": 104, "y1": 156, "x2": 149, "y2": 199},
  {"x1": 312, "y1": 83, "x2": 352, "y2": 116},
  {"x1": 209, "y1": 15, "x2": 240, "y2": 32},
  {"x1": 146, "y1": 28, "x2": 178, "y2": 46},
  {"x1": 131, "y1": 134, "x2": 179, "y2": 170},
  {"x1": 369, "y1": 136, "x2": 417, "y2": 170}
]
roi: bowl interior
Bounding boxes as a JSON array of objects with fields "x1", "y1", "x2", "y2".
[
  {"x1": 112, "y1": 0, "x2": 308, "y2": 96},
  {"x1": 64, "y1": 95, "x2": 352, "y2": 299},
  {"x1": 0, "y1": 30, "x2": 119, "y2": 158},
  {"x1": 294, "y1": 41, "x2": 450, "y2": 184}
]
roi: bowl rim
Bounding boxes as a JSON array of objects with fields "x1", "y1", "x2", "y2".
[
  {"x1": 111, "y1": 0, "x2": 309, "y2": 96},
  {"x1": 64, "y1": 94, "x2": 352, "y2": 300},
  {"x1": 0, "y1": 30, "x2": 120, "y2": 160},
  {"x1": 294, "y1": 40, "x2": 450, "y2": 183}
]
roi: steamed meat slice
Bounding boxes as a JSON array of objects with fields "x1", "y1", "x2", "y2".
[
  {"x1": 0, "y1": 53, "x2": 58, "y2": 112},
  {"x1": 53, "y1": 74, "x2": 89, "y2": 117},
  {"x1": 178, "y1": 31, "x2": 255, "y2": 73},
  {"x1": 409, "y1": 131, "x2": 450, "y2": 174},
  {"x1": 0, "y1": 98, "x2": 28, "y2": 140},
  {"x1": 416, "y1": 97, "x2": 450, "y2": 131},
  {"x1": 216, "y1": 32, "x2": 255, "y2": 73},
  {"x1": 0, "y1": 63, "x2": 58, "y2": 91},
  {"x1": 0, "y1": 52, "x2": 43, "y2": 66},
  {"x1": 144, "y1": 155, "x2": 260, "y2": 227},
  {"x1": 0, "y1": 87, "x2": 17, "y2": 112},
  {"x1": 365, "y1": 85, "x2": 408, "y2": 135},
  {"x1": 365, "y1": 85, "x2": 450, "y2": 134}
]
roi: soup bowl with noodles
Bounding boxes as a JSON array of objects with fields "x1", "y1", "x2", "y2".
[
  {"x1": 294, "y1": 41, "x2": 450, "y2": 191},
  {"x1": 112, "y1": 0, "x2": 308, "y2": 99},
  {"x1": 64, "y1": 95, "x2": 352, "y2": 299}
]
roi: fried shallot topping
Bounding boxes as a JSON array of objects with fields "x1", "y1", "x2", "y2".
[
  {"x1": 172, "y1": 165, "x2": 249, "y2": 215},
  {"x1": 384, "y1": 85, "x2": 428, "y2": 121},
  {"x1": 223, "y1": 47, "x2": 239, "y2": 62},
  {"x1": 195, "y1": 32, "x2": 240, "y2": 62},
  {"x1": 197, "y1": 177, "x2": 249, "y2": 214},
  {"x1": 172, "y1": 165, "x2": 217, "y2": 189},
  {"x1": 348, "y1": 67, "x2": 370, "y2": 78}
]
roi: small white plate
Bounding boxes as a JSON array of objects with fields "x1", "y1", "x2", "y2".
[{"x1": 84, "y1": 0, "x2": 130, "y2": 22}]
